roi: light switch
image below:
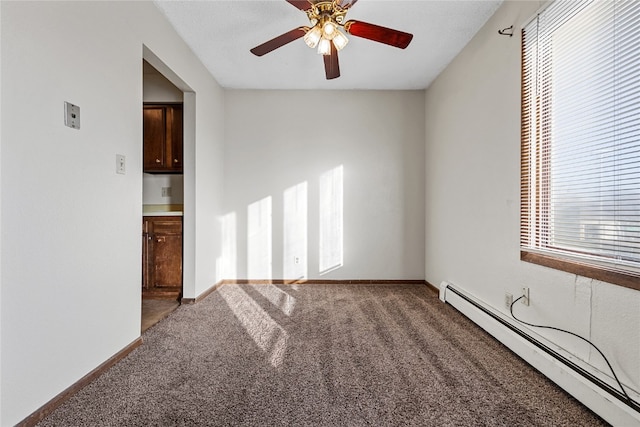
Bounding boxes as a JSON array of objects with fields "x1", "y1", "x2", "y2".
[
  {"x1": 64, "y1": 102, "x2": 80, "y2": 129},
  {"x1": 116, "y1": 154, "x2": 126, "y2": 174}
]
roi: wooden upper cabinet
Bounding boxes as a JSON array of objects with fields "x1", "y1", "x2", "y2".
[
  {"x1": 143, "y1": 106, "x2": 166, "y2": 171},
  {"x1": 143, "y1": 104, "x2": 183, "y2": 173},
  {"x1": 170, "y1": 106, "x2": 183, "y2": 171}
]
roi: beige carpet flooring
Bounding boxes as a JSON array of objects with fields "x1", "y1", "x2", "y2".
[{"x1": 40, "y1": 283, "x2": 607, "y2": 426}]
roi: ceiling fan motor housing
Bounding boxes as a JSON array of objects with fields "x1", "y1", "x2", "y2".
[{"x1": 307, "y1": 1, "x2": 348, "y2": 26}]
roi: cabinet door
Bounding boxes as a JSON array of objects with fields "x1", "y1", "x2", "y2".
[
  {"x1": 143, "y1": 106, "x2": 166, "y2": 170},
  {"x1": 151, "y1": 232, "x2": 183, "y2": 288},
  {"x1": 168, "y1": 105, "x2": 183, "y2": 173},
  {"x1": 148, "y1": 217, "x2": 182, "y2": 290}
]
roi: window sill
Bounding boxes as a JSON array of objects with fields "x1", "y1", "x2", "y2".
[{"x1": 520, "y1": 251, "x2": 640, "y2": 292}]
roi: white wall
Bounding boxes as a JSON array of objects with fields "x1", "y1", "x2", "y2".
[
  {"x1": 0, "y1": 3, "x2": 3, "y2": 422},
  {"x1": 425, "y1": 0, "x2": 639, "y2": 402},
  {"x1": 0, "y1": 1, "x2": 224, "y2": 424},
  {"x1": 143, "y1": 68, "x2": 183, "y2": 103},
  {"x1": 223, "y1": 90, "x2": 425, "y2": 281},
  {"x1": 143, "y1": 174, "x2": 184, "y2": 205}
]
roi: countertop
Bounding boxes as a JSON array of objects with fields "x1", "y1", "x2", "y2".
[{"x1": 143, "y1": 204, "x2": 183, "y2": 217}]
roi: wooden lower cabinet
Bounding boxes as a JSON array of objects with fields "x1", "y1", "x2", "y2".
[{"x1": 142, "y1": 216, "x2": 182, "y2": 300}]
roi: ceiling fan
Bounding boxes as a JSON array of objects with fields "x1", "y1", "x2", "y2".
[{"x1": 250, "y1": 0, "x2": 413, "y2": 80}]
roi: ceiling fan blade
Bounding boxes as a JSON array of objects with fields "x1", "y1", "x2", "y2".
[
  {"x1": 344, "y1": 20, "x2": 413, "y2": 49},
  {"x1": 337, "y1": 0, "x2": 358, "y2": 9},
  {"x1": 250, "y1": 27, "x2": 308, "y2": 57},
  {"x1": 285, "y1": 0, "x2": 312, "y2": 11},
  {"x1": 323, "y1": 44, "x2": 340, "y2": 80}
]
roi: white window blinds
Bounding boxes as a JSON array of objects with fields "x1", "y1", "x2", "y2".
[{"x1": 521, "y1": 0, "x2": 640, "y2": 278}]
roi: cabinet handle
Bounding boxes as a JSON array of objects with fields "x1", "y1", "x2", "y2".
[
  {"x1": 155, "y1": 159, "x2": 161, "y2": 163},
  {"x1": 174, "y1": 159, "x2": 179, "y2": 163}
]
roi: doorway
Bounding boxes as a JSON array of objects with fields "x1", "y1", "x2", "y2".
[{"x1": 141, "y1": 50, "x2": 193, "y2": 331}]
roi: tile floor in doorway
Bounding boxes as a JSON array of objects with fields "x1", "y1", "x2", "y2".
[{"x1": 141, "y1": 299, "x2": 180, "y2": 332}]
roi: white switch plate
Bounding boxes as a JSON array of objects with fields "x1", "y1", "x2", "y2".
[
  {"x1": 64, "y1": 102, "x2": 80, "y2": 129},
  {"x1": 116, "y1": 154, "x2": 126, "y2": 174}
]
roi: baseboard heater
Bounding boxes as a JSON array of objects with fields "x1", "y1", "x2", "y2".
[{"x1": 439, "y1": 281, "x2": 640, "y2": 426}]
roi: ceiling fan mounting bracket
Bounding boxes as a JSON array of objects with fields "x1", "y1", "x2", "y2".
[{"x1": 306, "y1": 1, "x2": 348, "y2": 28}]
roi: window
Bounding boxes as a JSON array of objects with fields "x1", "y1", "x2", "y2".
[{"x1": 521, "y1": 0, "x2": 640, "y2": 290}]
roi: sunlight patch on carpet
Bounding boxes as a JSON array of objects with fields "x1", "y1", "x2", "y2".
[
  {"x1": 253, "y1": 284, "x2": 296, "y2": 316},
  {"x1": 218, "y1": 284, "x2": 289, "y2": 368}
]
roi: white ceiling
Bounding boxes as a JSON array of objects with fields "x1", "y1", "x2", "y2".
[{"x1": 153, "y1": 0, "x2": 503, "y2": 90}]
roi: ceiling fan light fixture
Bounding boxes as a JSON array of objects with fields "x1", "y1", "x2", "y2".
[
  {"x1": 317, "y1": 37, "x2": 332, "y2": 55},
  {"x1": 332, "y1": 30, "x2": 348, "y2": 51},
  {"x1": 322, "y1": 21, "x2": 337, "y2": 39},
  {"x1": 304, "y1": 26, "x2": 322, "y2": 48}
]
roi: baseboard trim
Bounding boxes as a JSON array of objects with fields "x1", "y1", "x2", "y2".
[
  {"x1": 184, "y1": 279, "x2": 432, "y2": 304},
  {"x1": 17, "y1": 337, "x2": 143, "y2": 427},
  {"x1": 181, "y1": 281, "x2": 224, "y2": 304},
  {"x1": 424, "y1": 280, "x2": 439, "y2": 294}
]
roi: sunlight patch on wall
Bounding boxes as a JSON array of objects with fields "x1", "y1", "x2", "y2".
[
  {"x1": 218, "y1": 285, "x2": 288, "y2": 369},
  {"x1": 247, "y1": 196, "x2": 272, "y2": 280},
  {"x1": 283, "y1": 182, "x2": 308, "y2": 280},
  {"x1": 319, "y1": 165, "x2": 344, "y2": 275},
  {"x1": 216, "y1": 212, "x2": 237, "y2": 282}
]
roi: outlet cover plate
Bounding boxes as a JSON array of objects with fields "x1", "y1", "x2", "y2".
[
  {"x1": 505, "y1": 292, "x2": 513, "y2": 309},
  {"x1": 116, "y1": 154, "x2": 126, "y2": 174},
  {"x1": 64, "y1": 102, "x2": 80, "y2": 129}
]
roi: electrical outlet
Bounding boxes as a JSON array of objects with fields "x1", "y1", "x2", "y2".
[
  {"x1": 161, "y1": 187, "x2": 172, "y2": 197},
  {"x1": 522, "y1": 287, "x2": 530, "y2": 306},
  {"x1": 505, "y1": 292, "x2": 513, "y2": 309}
]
